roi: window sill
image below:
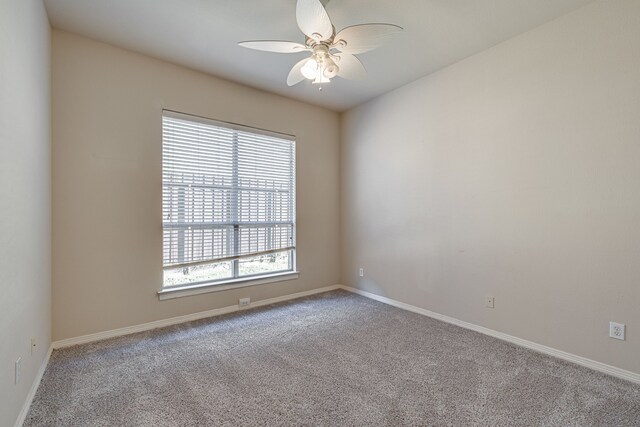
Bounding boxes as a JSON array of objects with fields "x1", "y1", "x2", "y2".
[{"x1": 157, "y1": 271, "x2": 300, "y2": 301}]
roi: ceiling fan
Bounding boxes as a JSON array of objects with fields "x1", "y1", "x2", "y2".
[{"x1": 238, "y1": 0, "x2": 403, "y2": 87}]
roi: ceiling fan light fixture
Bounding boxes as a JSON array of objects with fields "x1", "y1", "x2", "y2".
[
  {"x1": 322, "y1": 57, "x2": 339, "y2": 78},
  {"x1": 301, "y1": 58, "x2": 318, "y2": 79}
]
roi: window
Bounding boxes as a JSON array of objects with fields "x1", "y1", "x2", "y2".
[{"x1": 162, "y1": 111, "x2": 296, "y2": 291}]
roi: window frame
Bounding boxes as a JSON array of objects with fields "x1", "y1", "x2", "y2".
[{"x1": 158, "y1": 110, "x2": 298, "y2": 299}]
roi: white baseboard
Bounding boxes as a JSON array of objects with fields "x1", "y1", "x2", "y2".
[
  {"x1": 14, "y1": 344, "x2": 53, "y2": 427},
  {"x1": 338, "y1": 284, "x2": 640, "y2": 385},
  {"x1": 14, "y1": 283, "x2": 639, "y2": 426},
  {"x1": 52, "y1": 285, "x2": 342, "y2": 349}
]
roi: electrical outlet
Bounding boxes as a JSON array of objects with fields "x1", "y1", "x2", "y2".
[
  {"x1": 485, "y1": 296, "x2": 495, "y2": 309},
  {"x1": 15, "y1": 358, "x2": 21, "y2": 384},
  {"x1": 609, "y1": 322, "x2": 625, "y2": 341},
  {"x1": 359, "y1": 268, "x2": 364, "y2": 277},
  {"x1": 239, "y1": 297, "x2": 250, "y2": 307},
  {"x1": 31, "y1": 338, "x2": 37, "y2": 355}
]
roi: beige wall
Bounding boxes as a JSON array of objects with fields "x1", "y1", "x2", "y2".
[
  {"x1": 341, "y1": 0, "x2": 640, "y2": 374},
  {"x1": 52, "y1": 31, "x2": 340, "y2": 341},
  {"x1": 0, "y1": 0, "x2": 51, "y2": 425}
]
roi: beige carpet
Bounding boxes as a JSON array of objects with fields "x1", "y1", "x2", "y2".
[{"x1": 26, "y1": 290, "x2": 640, "y2": 426}]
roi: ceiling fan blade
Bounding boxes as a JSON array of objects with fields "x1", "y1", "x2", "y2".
[
  {"x1": 287, "y1": 58, "x2": 310, "y2": 86},
  {"x1": 335, "y1": 53, "x2": 367, "y2": 80},
  {"x1": 296, "y1": 0, "x2": 333, "y2": 42},
  {"x1": 238, "y1": 40, "x2": 309, "y2": 53},
  {"x1": 333, "y1": 24, "x2": 403, "y2": 54}
]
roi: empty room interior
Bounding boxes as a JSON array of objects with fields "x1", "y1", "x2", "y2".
[{"x1": 2, "y1": 0, "x2": 640, "y2": 425}]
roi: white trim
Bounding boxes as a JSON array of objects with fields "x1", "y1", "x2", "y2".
[
  {"x1": 53, "y1": 285, "x2": 340, "y2": 349},
  {"x1": 14, "y1": 345, "x2": 53, "y2": 427},
  {"x1": 158, "y1": 271, "x2": 300, "y2": 300},
  {"x1": 17, "y1": 284, "x2": 639, "y2": 425},
  {"x1": 338, "y1": 285, "x2": 640, "y2": 385}
]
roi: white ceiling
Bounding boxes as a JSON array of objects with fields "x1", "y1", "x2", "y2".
[{"x1": 44, "y1": 0, "x2": 594, "y2": 111}]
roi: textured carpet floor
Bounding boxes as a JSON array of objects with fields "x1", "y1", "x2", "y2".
[{"x1": 26, "y1": 290, "x2": 640, "y2": 426}]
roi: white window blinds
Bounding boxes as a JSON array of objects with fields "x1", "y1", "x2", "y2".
[{"x1": 162, "y1": 111, "x2": 296, "y2": 272}]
